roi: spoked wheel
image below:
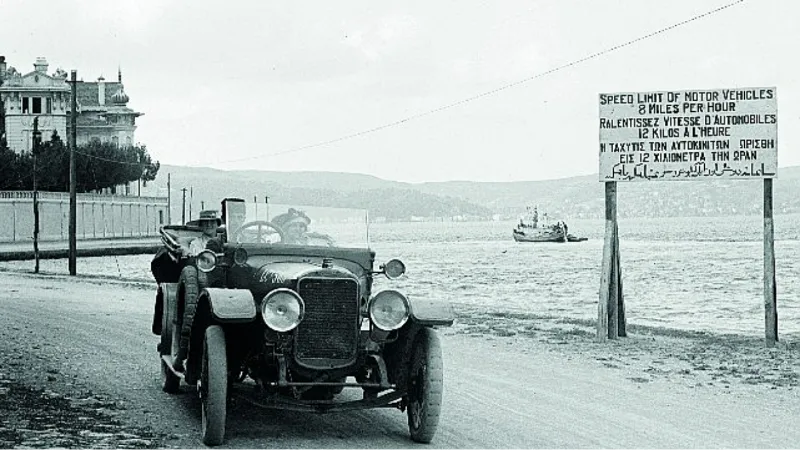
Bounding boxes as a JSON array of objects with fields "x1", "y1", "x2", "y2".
[
  {"x1": 407, "y1": 327, "x2": 444, "y2": 443},
  {"x1": 199, "y1": 325, "x2": 228, "y2": 446}
]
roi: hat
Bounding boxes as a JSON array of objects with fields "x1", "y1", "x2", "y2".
[
  {"x1": 197, "y1": 209, "x2": 222, "y2": 225},
  {"x1": 272, "y1": 208, "x2": 311, "y2": 229}
]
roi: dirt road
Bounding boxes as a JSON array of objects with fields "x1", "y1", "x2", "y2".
[{"x1": 1, "y1": 270, "x2": 799, "y2": 448}]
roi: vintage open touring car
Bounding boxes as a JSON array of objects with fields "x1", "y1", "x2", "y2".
[{"x1": 150, "y1": 198, "x2": 454, "y2": 445}]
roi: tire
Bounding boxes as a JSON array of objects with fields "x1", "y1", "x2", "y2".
[
  {"x1": 407, "y1": 327, "x2": 444, "y2": 444},
  {"x1": 178, "y1": 266, "x2": 201, "y2": 362},
  {"x1": 161, "y1": 293, "x2": 180, "y2": 394},
  {"x1": 200, "y1": 325, "x2": 227, "y2": 446}
]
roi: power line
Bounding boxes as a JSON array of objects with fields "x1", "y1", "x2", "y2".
[
  {"x1": 200, "y1": 0, "x2": 745, "y2": 166},
  {"x1": 26, "y1": 0, "x2": 743, "y2": 170}
]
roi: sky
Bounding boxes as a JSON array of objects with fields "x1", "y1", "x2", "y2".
[{"x1": 1, "y1": 0, "x2": 798, "y2": 183}]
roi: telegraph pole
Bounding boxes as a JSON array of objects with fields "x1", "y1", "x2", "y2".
[
  {"x1": 68, "y1": 70, "x2": 77, "y2": 276},
  {"x1": 181, "y1": 187, "x2": 187, "y2": 224},
  {"x1": 166, "y1": 173, "x2": 171, "y2": 225},
  {"x1": 32, "y1": 117, "x2": 41, "y2": 273},
  {"x1": 265, "y1": 195, "x2": 270, "y2": 220},
  {"x1": 0, "y1": 56, "x2": 6, "y2": 150}
]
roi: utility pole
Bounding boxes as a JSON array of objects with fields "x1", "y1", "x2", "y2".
[
  {"x1": 265, "y1": 195, "x2": 270, "y2": 221},
  {"x1": 189, "y1": 187, "x2": 193, "y2": 221},
  {"x1": 201, "y1": 201, "x2": 205, "y2": 210},
  {"x1": 166, "y1": 173, "x2": 171, "y2": 225},
  {"x1": 254, "y1": 195, "x2": 258, "y2": 219},
  {"x1": 32, "y1": 117, "x2": 41, "y2": 273},
  {"x1": 181, "y1": 187, "x2": 187, "y2": 224},
  {"x1": 68, "y1": 70, "x2": 77, "y2": 276},
  {"x1": 0, "y1": 56, "x2": 6, "y2": 151}
]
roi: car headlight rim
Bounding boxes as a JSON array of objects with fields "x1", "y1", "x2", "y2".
[
  {"x1": 196, "y1": 250, "x2": 217, "y2": 273},
  {"x1": 261, "y1": 288, "x2": 305, "y2": 333},
  {"x1": 369, "y1": 289, "x2": 410, "y2": 331}
]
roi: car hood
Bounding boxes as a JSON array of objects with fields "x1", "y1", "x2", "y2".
[{"x1": 254, "y1": 261, "x2": 358, "y2": 287}]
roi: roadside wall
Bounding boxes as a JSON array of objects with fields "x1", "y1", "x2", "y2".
[{"x1": 0, "y1": 191, "x2": 168, "y2": 243}]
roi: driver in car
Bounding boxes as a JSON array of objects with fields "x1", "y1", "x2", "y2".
[
  {"x1": 272, "y1": 208, "x2": 312, "y2": 244},
  {"x1": 185, "y1": 210, "x2": 222, "y2": 256}
]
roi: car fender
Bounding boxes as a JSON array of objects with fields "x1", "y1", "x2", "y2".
[
  {"x1": 199, "y1": 288, "x2": 257, "y2": 323},
  {"x1": 408, "y1": 297, "x2": 454, "y2": 327}
]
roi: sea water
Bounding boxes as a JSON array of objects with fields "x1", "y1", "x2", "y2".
[{"x1": 4, "y1": 214, "x2": 799, "y2": 337}]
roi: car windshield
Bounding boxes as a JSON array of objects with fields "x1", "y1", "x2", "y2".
[{"x1": 222, "y1": 199, "x2": 370, "y2": 249}]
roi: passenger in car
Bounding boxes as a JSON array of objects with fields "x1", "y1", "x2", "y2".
[{"x1": 272, "y1": 208, "x2": 311, "y2": 244}]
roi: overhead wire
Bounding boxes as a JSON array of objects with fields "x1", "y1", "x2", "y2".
[
  {"x1": 14, "y1": 0, "x2": 745, "y2": 169},
  {"x1": 200, "y1": 0, "x2": 745, "y2": 166}
]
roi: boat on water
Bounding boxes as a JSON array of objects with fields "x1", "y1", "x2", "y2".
[{"x1": 512, "y1": 206, "x2": 587, "y2": 243}]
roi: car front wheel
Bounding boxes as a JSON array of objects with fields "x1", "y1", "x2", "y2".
[
  {"x1": 200, "y1": 325, "x2": 227, "y2": 446},
  {"x1": 407, "y1": 327, "x2": 444, "y2": 443}
]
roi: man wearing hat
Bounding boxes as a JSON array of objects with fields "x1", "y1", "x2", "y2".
[
  {"x1": 187, "y1": 209, "x2": 222, "y2": 255},
  {"x1": 272, "y1": 208, "x2": 311, "y2": 244}
]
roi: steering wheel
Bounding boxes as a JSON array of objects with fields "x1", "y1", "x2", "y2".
[{"x1": 232, "y1": 220, "x2": 285, "y2": 244}]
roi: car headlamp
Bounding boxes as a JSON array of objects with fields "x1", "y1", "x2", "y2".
[
  {"x1": 233, "y1": 247, "x2": 248, "y2": 265},
  {"x1": 368, "y1": 290, "x2": 410, "y2": 331},
  {"x1": 261, "y1": 288, "x2": 305, "y2": 332},
  {"x1": 383, "y1": 258, "x2": 406, "y2": 279},
  {"x1": 196, "y1": 250, "x2": 217, "y2": 273}
]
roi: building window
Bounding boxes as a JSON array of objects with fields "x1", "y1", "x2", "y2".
[
  {"x1": 32, "y1": 98, "x2": 42, "y2": 114},
  {"x1": 112, "y1": 136, "x2": 119, "y2": 147},
  {"x1": 46, "y1": 98, "x2": 52, "y2": 114},
  {"x1": 22, "y1": 97, "x2": 29, "y2": 114}
]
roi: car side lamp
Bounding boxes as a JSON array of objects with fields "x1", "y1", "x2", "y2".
[{"x1": 377, "y1": 258, "x2": 406, "y2": 279}]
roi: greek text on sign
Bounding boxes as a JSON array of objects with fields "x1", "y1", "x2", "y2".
[{"x1": 598, "y1": 87, "x2": 777, "y2": 182}]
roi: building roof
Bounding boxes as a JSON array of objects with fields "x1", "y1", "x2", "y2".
[{"x1": 76, "y1": 81, "x2": 122, "y2": 106}]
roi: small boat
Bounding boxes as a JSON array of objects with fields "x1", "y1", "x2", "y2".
[{"x1": 512, "y1": 206, "x2": 567, "y2": 243}]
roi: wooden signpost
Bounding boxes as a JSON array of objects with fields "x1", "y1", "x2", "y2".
[{"x1": 597, "y1": 87, "x2": 778, "y2": 345}]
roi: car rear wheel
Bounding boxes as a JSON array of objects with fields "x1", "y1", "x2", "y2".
[
  {"x1": 200, "y1": 325, "x2": 227, "y2": 446},
  {"x1": 407, "y1": 327, "x2": 443, "y2": 443}
]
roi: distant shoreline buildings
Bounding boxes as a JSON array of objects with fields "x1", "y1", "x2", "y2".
[{"x1": 0, "y1": 56, "x2": 143, "y2": 153}]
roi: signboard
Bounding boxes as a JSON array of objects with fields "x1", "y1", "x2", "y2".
[{"x1": 599, "y1": 87, "x2": 777, "y2": 181}]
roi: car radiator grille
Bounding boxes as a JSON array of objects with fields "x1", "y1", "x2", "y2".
[{"x1": 295, "y1": 277, "x2": 360, "y2": 366}]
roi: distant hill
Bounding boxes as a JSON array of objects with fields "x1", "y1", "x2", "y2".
[
  {"x1": 416, "y1": 166, "x2": 800, "y2": 219},
  {"x1": 147, "y1": 165, "x2": 492, "y2": 221},
  {"x1": 145, "y1": 165, "x2": 800, "y2": 221}
]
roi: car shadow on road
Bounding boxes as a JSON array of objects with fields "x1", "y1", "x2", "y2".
[{"x1": 167, "y1": 383, "x2": 418, "y2": 446}]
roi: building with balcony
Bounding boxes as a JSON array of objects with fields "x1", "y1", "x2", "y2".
[{"x1": 0, "y1": 56, "x2": 143, "y2": 152}]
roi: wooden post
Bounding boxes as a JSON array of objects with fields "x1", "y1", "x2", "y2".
[
  {"x1": 60, "y1": 201, "x2": 64, "y2": 239},
  {"x1": 764, "y1": 178, "x2": 777, "y2": 347},
  {"x1": 166, "y1": 173, "x2": 171, "y2": 225},
  {"x1": 598, "y1": 182, "x2": 619, "y2": 340},
  {"x1": 68, "y1": 70, "x2": 77, "y2": 276},
  {"x1": 11, "y1": 200, "x2": 16, "y2": 242},
  {"x1": 33, "y1": 162, "x2": 40, "y2": 273},
  {"x1": 615, "y1": 221, "x2": 627, "y2": 337}
]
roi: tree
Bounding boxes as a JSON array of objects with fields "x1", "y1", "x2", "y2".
[{"x1": 0, "y1": 135, "x2": 160, "y2": 194}]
